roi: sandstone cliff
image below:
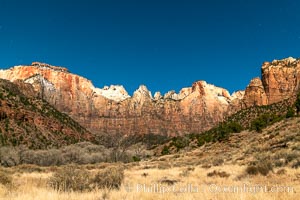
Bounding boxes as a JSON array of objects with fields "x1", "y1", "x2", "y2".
[{"x1": 0, "y1": 58, "x2": 299, "y2": 136}]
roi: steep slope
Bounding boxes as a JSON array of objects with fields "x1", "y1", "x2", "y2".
[
  {"x1": 0, "y1": 57, "x2": 299, "y2": 137},
  {"x1": 0, "y1": 79, "x2": 93, "y2": 149}
]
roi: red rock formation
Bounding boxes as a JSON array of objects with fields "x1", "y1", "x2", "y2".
[
  {"x1": 0, "y1": 57, "x2": 299, "y2": 137},
  {"x1": 261, "y1": 57, "x2": 300, "y2": 104},
  {"x1": 0, "y1": 62, "x2": 234, "y2": 136},
  {"x1": 242, "y1": 77, "x2": 268, "y2": 107}
]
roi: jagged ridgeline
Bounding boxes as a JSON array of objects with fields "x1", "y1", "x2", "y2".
[{"x1": 0, "y1": 79, "x2": 93, "y2": 149}]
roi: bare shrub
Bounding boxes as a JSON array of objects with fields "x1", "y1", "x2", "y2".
[
  {"x1": 256, "y1": 161, "x2": 273, "y2": 176},
  {"x1": 48, "y1": 165, "x2": 91, "y2": 192},
  {"x1": 92, "y1": 166, "x2": 124, "y2": 190},
  {"x1": 60, "y1": 143, "x2": 109, "y2": 165},
  {"x1": 292, "y1": 159, "x2": 300, "y2": 169},
  {"x1": 276, "y1": 169, "x2": 286, "y2": 175},
  {"x1": 156, "y1": 161, "x2": 172, "y2": 169},
  {"x1": 0, "y1": 147, "x2": 20, "y2": 167},
  {"x1": 212, "y1": 158, "x2": 224, "y2": 166},
  {"x1": 201, "y1": 163, "x2": 212, "y2": 169},
  {"x1": 245, "y1": 161, "x2": 273, "y2": 176},
  {"x1": 245, "y1": 166, "x2": 258, "y2": 175},
  {"x1": 141, "y1": 172, "x2": 148, "y2": 177},
  {"x1": 0, "y1": 169, "x2": 12, "y2": 188},
  {"x1": 159, "y1": 177, "x2": 178, "y2": 185},
  {"x1": 273, "y1": 150, "x2": 300, "y2": 167},
  {"x1": 21, "y1": 149, "x2": 62, "y2": 166},
  {"x1": 179, "y1": 167, "x2": 195, "y2": 177},
  {"x1": 60, "y1": 145, "x2": 83, "y2": 164},
  {"x1": 15, "y1": 164, "x2": 44, "y2": 173},
  {"x1": 207, "y1": 170, "x2": 230, "y2": 178}
]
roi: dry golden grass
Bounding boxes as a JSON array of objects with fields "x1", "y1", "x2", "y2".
[
  {"x1": 0, "y1": 117, "x2": 299, "y2": 199},
  {"x1": 0, "y1": 163, "x2": 298, "y2": 200}
]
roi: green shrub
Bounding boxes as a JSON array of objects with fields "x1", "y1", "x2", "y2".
[
  {"x1": 161, "y1": 145, "x2": 170, "y2": 155},
  {"x1": 132, "y1": 156, "x2": 141, "y2": 162},
  {"x1": 92, "y1": 166, "x2": 124, "y2": 190},
  {"x1": 251, "y1": 114, "x2": 282, "y2": 132},
  {"x1": 224, "y1": 122, "x2": 243, "y2": 133},
  {"x1": 170, "y1": 137, "x2": 189, "y2": 150},
  {"x1": 195, "y1": 121, "x2": 243, "y2": 146},
  {"x1": 295, "y1": 92, "x2": 300, "y2": 114},
  {"x1": 286, "y1": 107, "x2": 295, "y2": 118},
  {"x1": 197, "y1": 137, "x2": 205, "y2": 146}
]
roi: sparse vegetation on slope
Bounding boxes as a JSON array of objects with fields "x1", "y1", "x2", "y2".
[
  {"x1": 157, "y1": 92, "x2": 299, "y2": 155},
  {"x1": 0, "y1": 79, "x2": 93, "y2": 149}
]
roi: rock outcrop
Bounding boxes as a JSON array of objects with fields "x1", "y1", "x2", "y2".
[
  {"x1": 0, "y1": 58, "x2": 299, "y2": 137},
  {"x1": 261, "y1": 57, "x2": 300, "y2": 104},
  {"x1": 242, "y1": 77, "x2": 268, "y2": 107}
]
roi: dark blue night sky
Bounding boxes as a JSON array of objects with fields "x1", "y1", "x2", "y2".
[{"x1": 1, "y1": 0, "x2": 300, "y2": 95}]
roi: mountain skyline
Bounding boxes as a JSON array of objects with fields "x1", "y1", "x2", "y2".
[{"x1": 1, "y1": 0, "x2": 300, "y2": 95}]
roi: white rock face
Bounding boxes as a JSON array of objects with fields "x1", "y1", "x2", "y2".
[
  {"x1": 133, "y1": 85, "x2": 152, "y2": 98},
  {"x1": 178, "y1": 87, "x2": 192, "y2": 99},
  {"x1": 24, "y1": 74, "x2": 56, "y2": 92},
  {"x1": 163, "y1": 87, "x2": 192, "y2": 101},
  {"x1": 164, "y1": 90, "x2": 177, "y2": 100},
  {"x1": 199, "y1": 81, "x2": 231, "y2": 103},
  {"x1": 154, "y1": 91, "x2": 163, "y2": 100},
  {"x1": 93, "y1": 85, "x2": 130, "y2": 102},
  {"x1": 231, "y1": 90, "x2": 245, "y2": 100},
  {"x1": 284, "y1": 57, "x2": 297, "y2": 63}
]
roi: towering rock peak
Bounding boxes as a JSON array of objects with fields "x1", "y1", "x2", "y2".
[
  {"x1": 192, "y1": 80, "x2": 231, "y2": 102},
  {"x1": 248, "y1": 77, "x2": 264, "y2": 88},
  {"x1": 261, "y1": 57, "x2": 300, "y2": 104},
  {"x1": 133, "y1": 85, "x2": 153, "y2": 100},
  {"x1": 154, "y1": 91, "x2": 163, "y2": 101},
  {"x1": 164, "y1": 90, "x2": 177, "y2": 100},
  {"x1": 191, "y1": 80, "x2": 206, "y2": 94},
  {"x1": 243, "y1": 77, "x2": 268, "y2": 106},
  {"x1": 178, "y1": 87, "x2": 193, "y2": 98},
  {"x1": 93, "y1": 85, "x2": 130, "y2": 102}
]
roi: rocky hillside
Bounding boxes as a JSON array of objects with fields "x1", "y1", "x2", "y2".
[
  {"x1": 0, "y1": 57, "x2": 299, "y2": 137},
  {"x1": 0, "y1": 79, "x2": 93, "y2": 149}
]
